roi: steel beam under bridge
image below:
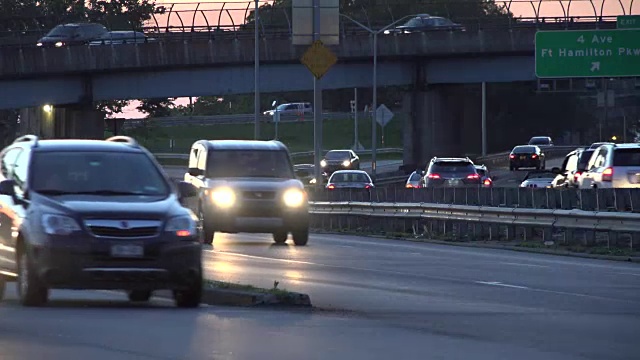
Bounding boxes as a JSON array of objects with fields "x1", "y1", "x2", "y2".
[{"x1": 0, "y1": 56, "x2": 534, "y2": 109}]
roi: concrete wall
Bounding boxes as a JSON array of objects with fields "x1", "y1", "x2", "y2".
[{"x1": 18, "y1": 105, "x2": 103, "y2": 139}]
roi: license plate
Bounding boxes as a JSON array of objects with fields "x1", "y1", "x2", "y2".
[
  {"x1": 110, "y1": 244, "x2": 143, "y2": 258},
  {"x1": 520, "y1": 156, "x2": 526, "y2": 160},
  {"x1": 448, "y1": 179, "x2": 460, "y2": 186}
]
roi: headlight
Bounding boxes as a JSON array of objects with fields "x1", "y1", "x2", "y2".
[
  {"x1": 36, "y1": 42, "x2": 43, "y2": 47},
  {"x1": 283, "y1": 188, "x2": 305, "y2": 207},
  {"x1": 41, "y1": 214, "x2": 81, "y2": 235},
  {"x1": 55, "y1": 41, "x2": 64, "y2": 47},
  {"x1": 212, "y1": 187, "x2": 236, "y2": 208},
  {"x1": 309, "y1": 178, "x2": 317, "y2": 184},
  {"x1": 342, "y1": 160, "x2": 351, "y2": 167},
  {"x1": 320, "y1": 160, "x2": 327, "y2": 167},
  {"x1": 165, "y1": 215, "x2": 197, "y2": 237}
]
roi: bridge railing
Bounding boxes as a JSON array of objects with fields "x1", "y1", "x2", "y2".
[
  {"x1": 307, "y1": 187, "x2": 640, "y2": 213},
  {"x1": 309, "y1": 201, "x2": 640, "y2": 252}
]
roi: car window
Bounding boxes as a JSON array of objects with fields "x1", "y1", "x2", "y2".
[
  {"x1": 325, "y1": 151, "x2": 351, "y2": 160},
  {"x1": 430, "y1": 162, "x2": 475, "y2": 173},
  {"x1": 513, "y1": 146, "x2": 537, "y2": 154},
  {"x1": 578, "y1": 150, "x2": 595, "y2": 171},
  {"x1": 30, "y1": 151, "x2": 170, "y2": 196},
  {"x1": 404, "y1": 17, "x2": 423, "y2": 27},
  {"x1": 528, "y1": 137, "x2": 550, "y2": 145},
  {"x1": 475, "y1": 169, "x2": 486, "y2": 177},
  {"x1": 47, "y1": 25, "x2": 78, "y2": 37},
  {"x1": 206, "y1": 150, "x2": 294, "y2": 179},
  {"x1": 566, "y1": 154, "x2": 578, "y2": 171},
  {"x1": 613, "y1": 148, "x2": 640, "y2": 167},
  {"x1": 593, "y1": 148, "x2": 608, "y2": 168},
  {"x1": 12, "y1": 149, "x2": 30, "y2": 196},
  {"x1": 409, "y1": 172, "x2": 421, "y2": 181},
  {"x1": 331, "y1": 172, "x2": 370, "y2": 183},
  {"x1": 1, "y1": 148, "x2": 22, "y2": 178}
]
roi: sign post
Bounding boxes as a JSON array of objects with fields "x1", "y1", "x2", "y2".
[
  {"x1": 375, "y1": 104, "x2": 394, "y2": 147},
  {"x1": 535, "y1": 29, "x2": 640, "y2": 78},
  {"x1": 293, "y1": 0, "x2": 339, "y2": 189}
]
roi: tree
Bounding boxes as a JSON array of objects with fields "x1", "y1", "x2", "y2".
[{"x1": 137, "y1": 98, "x2": 176, "y2": 118}]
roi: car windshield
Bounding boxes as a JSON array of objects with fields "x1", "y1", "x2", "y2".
[
  {"x1": 529, "y1": 137, "x2": 550, "y2": 145},
  {"x1": 331, "y1": 172, "x2": 370, "y2": 183},
  {"x1": 577, "y1": 150, "x2": 595, "y2": 170},
  {"x1": 513, "y1": 146, "x2": 536, "y2": 154},
  {"x1": 430, "y1": 162, "x2": 475, "y2": 174},
  {"x1": 325, "y1": 151, "x2": 351, "y2": 160},
  {"x1": 613, "y1": 148, "x2": 640, "y2": 166},
  {"x1": 47, "y1": 25, "x2": 78, "y2": 37},
  {"x1": 30, "y1": 151, "x2": 169, "y2": 196},
  {"x1": 275, "y1": 104, "x2": 289, "y2": 111},
  {"x1": 206, "y1": 150, "x2": 294, "y2": 178},
  {"x1": 409, "y1": 172, "x2": 421, "y2": 181}
]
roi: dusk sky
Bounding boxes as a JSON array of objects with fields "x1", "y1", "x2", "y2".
[{"x1": 119, "y1": 0, "x2": 637, "y2": 118}]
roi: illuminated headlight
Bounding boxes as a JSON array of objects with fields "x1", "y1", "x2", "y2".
[
  {"x1": 41, "y1": 214, "x2": 81, "y2": 235},
  {"x1": 342, "y1": 160, "x2": 351, "y2": 167},
  {"x1": 36, "y1": 42, "x2": 43, "y2": 47},
  {"x1": 283, "y1": 188, "x2": 305, "y2": 207},
  {"x1": 212, "y1": 187, "x2": 236, "y2": 208},
  {"x1": 383, "y1": 30, "x2": 390, "y2": 35},
  {"x1": 320, "y1": 160, "x2": 327, "y2": 167},
  {"x1": 55, "y1": 41, "x2": 64, "y2": 47},
  {"x1": 309, "y1": 178, "x2": 317, "y2": 184},
  {"x1": 165, "y1": 215, "x2": 197, "y2": 237}
]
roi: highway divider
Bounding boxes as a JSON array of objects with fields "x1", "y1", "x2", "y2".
[{"x1": 308, "y1": 201, "x2": 640, "y2": 251}]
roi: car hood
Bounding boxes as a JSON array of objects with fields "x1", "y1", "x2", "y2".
[
  {"x1": 204, "y1": 177, "x2": 304, "y2": 191},
  {"x1": 33, "y1": 193, "x2": 185, "y2": 219}
]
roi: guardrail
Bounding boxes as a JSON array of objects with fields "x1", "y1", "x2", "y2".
[
  {"x1": 309, "y1": 201, "x2": 640, "y2": 250},
  {"x1": 308, "y1": 187, "x2": 640, "y2": 213},
  {"x1": 475, "y1": 145, "x2": 580, "y2": 168},
  {"x1": 124, "y1": 112, "x2": 356, "y2": 128},
  {"x1": 154, "y1": 147, "x2": 404, "y2": 161}
]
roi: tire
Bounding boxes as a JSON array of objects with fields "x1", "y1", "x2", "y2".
[
  {"x1": 128, "y1": 290, "x2": 152, "y2": 302},
  {"x1": 292, "y1": 228, "x2": 309, "y2": 246},
  {"x1": 17, "y1": 250, "x2": 48, "y2": 307},
  {"x1": 272, "y1": 231, "x2": 288, "y2": 244},
  {"x1": 174, "y1": 272, "x2": 202, "y2": 308},
  {"x1": 198, "y1": 204, "x2": 215, "y2": 245}
]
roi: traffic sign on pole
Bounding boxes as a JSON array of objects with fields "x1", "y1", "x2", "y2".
[
  {"x1": 375, "y1": 104, "x2": 394, "y2": 127},
  {"x1": 617, "y1": 15, "x2": 640, "y2": 29},
  {"x1": 300, "y1": 40, "x2": 337, "y2": 79},
  {"x1": 535, "y1": 29, "x2": 640, "y2": 78}
]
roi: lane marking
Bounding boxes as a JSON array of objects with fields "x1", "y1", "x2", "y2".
[
  {"x1": 476, "y1": 281, "x2": 529, "y2": 290},
  {"x1": 615, "y1": 272, "x2": 640, "y2": 277},
  {"x1": 501, "y1": 262, "x2": 550, "y2": 268}
]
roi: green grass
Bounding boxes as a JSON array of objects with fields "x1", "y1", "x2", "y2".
[{"x1": 119, "y1": 117, "x2": 404, "y2": 154}]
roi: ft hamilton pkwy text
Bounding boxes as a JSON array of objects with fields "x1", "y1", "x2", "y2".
[{"x1": 539, "y1": 33, "x2": 640, "y2": 58}]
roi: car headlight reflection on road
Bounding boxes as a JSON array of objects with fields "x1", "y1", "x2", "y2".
[
  {"x1": 320, "y1": 160, "x2": 327, "y2": 167},
  {"x1": 342, "y1": 160, "x2": 351, "y2": 167},
  {"x1": 283, "y1": 188, "x2": 305, "y2": 207},
  {"x1": 212, "y1": 187, "x2": 236, "y2": 208}
]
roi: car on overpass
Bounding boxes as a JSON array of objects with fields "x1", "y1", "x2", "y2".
[
  {"x1": 383, "y1": 14, "x2": 465, "y2": 34},
  {"x1": 89, "y1": 31, "x2": 155, "y2": 45},
  {"x1": 183, "y1": 140, "x2": 309, "y2": 246},
  {"x1": 37, "y1": 23, "x2": 108, "y2": 48},
  {"x1": 0, "y1": 135, "x2": 203, "y2": 308}
]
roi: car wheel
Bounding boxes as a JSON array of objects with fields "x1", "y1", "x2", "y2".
[
  {"x1": 272, "y1": 231, "x2": 288, "y2": 244},
  {"x1": 198, "y1": 205, "x2": 214, "y2": 245},
  {"x1": 174, "y1": 272, "x2": 202, "y2": 308},
  {"x1": 292, "y1": 228, "x2": 309, "y2": 246},
  {"x1": 17, "y1": 250, "x2": 48, "y2": 307},
  {"x1": 128, "y1": 290, "x2": 152, "y2": 303}
]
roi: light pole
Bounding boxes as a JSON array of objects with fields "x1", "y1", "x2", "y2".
[
  {"x1": 253, "y1": 0, "x2": 260, "y2": 140},
  {"x1": 338, "y1": 14, "x2": 416, "y2": 179}
]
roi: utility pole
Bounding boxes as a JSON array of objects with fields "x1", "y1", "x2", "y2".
[{"x1": 253, "y1": 0, "x2": 260, "y2": 140}]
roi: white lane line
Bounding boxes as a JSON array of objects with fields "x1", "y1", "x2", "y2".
[
  {"x1": 501, "y1": 262, "x2": 550, "y2": 268},
  {"x1": 476, "y1": 281, "x2": 529, "y2": 290},
  {"x1": 615, "y1": 272, "x2": 640, "y2": 277}
]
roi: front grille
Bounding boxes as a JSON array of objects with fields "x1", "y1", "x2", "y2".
[
  {"x1": 242, "y1": 191, "x2": 276, "y2": 200},
  {"x1": 237, "y1": 205, "x2": 282, "y2": 217},
  {"x1": 88, "y1": 226, "x2": 159, "y2": 238}
]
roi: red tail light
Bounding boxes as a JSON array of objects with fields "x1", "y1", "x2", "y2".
[
  {"x1": 406, "y1": 184, "x2": 414, "y2": 188},
  {"x1": 327, "y1": 184, "x2": 335, "y2": 189},
  {"x1": 531, "y1": 154, "x2": 538, "y2": 159},
  {"x1": 483, "y1": 179, "x2": 492, "y2": 186},
  {"x1": 573, "y1": 171, "x2": 582, "y2": 181},
  {"x1": 427, "y1": 173, "x2": 440, "y2": 179},
  {"x1": 467, "y1": 174, "x2": 480, "y2": 180},
  {"x1": 365, "y1": 184, "x2": 372, "y2": 189},
  {"x1": 509, "y1": 154, "x2": 515, "y2": 159},
  {"x1": 602, "y1": 167, "x2": 613, "y2": 182}
]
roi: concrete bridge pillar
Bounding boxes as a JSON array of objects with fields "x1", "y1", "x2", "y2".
[{"x1": 18, "y1": 105, "x2": 103, "y2": 139}]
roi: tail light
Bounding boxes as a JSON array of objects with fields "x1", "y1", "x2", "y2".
[
  {"x1": 327, "y1": 184, "x2": 335, "y2": 189},
  {"x1": 483, "y1": 179, "x2": 492, "y2": 186},
  {"x1": 467, "y1": 174, "x2": 480, "y2": 180},
  {"x1": 365, "y1": 184, "x2": 372, "y2": 189},
  {"x1": 427, "y1": 173, "x2": 440, "y2": 179},
  {"x1": 602, "y1": 167, "x2": 613, "y2": 182},
  {"x1": 509, "y1": 154, "x2": 515, "y2": 159},
  {"x1": 531, "y1": 154, "x2": 538, "y2": 159},
  {"x1": 573, "y1": 171, "x2": 582, "y2": 182},
  {"x1": 406, "y1": 184, "x2": 414, "y2": 189}
]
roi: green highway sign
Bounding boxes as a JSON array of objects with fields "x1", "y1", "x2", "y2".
[
  {"x1": 535, "y1": 29, "x2": 640, "y2": 78},
  {"x1": 617, "y1": 15, "x2": 640, "y2": 29}
]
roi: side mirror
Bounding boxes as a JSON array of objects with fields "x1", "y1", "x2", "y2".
[
  {"x1": 0, "y1": 179, "x2": 16, "y2": 197},
  {"x1": 551, "y1": 167, "x2": 561, "y2": 174},
  {"x1": 188, "y1": 168, "x2": 203, "y2": 177},
  {"x1": 177, "y1": 181, "x2": 197, "y2": 198}
]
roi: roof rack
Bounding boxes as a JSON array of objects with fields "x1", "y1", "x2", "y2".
[
  {"x1": 13, "y1": 134, "x2": 39, "y2": 147},
  {"x1": 105, "y1": 136, "x2": 139, "y2": 147}
]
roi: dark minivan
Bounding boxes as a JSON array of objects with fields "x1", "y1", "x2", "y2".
[{"x1": 0, "y1": 135, "x2": 202, "y2": 307}]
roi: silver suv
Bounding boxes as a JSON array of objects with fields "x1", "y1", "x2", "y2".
[{"x1": 577, "y1": 143, "x2": 640, "y2": 189}]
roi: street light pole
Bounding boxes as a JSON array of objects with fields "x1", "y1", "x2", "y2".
[
  {"x1": 253, "y1": 0, "x2": 260, "y2": 140},
  {"x1": 338, "y1": 14, "x2": 416, "y2": 180}
]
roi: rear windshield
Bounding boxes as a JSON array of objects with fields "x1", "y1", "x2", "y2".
[
  {"x1": 409, "y1": 172, "x2": 421, "y2": 181},
  {"x1": 331, "y1": 172, "x2": 370, "y2": 183},
  {"x1": 513, "y1": 146, "x2": 536, "y2": 154},
  {"x1": 529, "y1": 137, "x2": 550, "y2": 145},
  {"x1": 613, "y1": 148, "x2": 640, "y2": 167},
  {"x1": 206, "y1": 150, "x2": 294, "y2": 178},
  {"x1": 577, "y1": 150, "x2": 595, "y2": 170},
  {"x1": 325, "y1": 151, "x2": 351, "y2": 160},
  {"x1": 430, "y1": 162, "x2": 475, "y2": 173}
]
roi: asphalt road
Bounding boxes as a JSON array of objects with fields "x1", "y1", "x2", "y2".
[{"x1": 200, "y1": 232, "x2": 640, "y2": 360}]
